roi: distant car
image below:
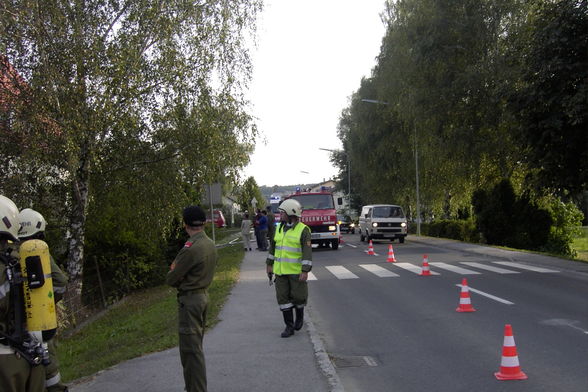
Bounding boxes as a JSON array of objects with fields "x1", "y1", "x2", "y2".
[
  {"x1": 337, "y1": 214, "x2": 355, "y2": 234},
  {"x1": 207, "y1": 209, "x2": 226, "y2": 228}
]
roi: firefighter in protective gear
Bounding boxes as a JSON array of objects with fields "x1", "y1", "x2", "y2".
[
  {"x1": 19, "y1": 208, "x2": 69, "y2": 392},
  {"x1": 266, "y1": 199, "x2": 312, "y2": 338},
  {"x1": 0, "y1": 195, "x2": 45, "y2": 392}
]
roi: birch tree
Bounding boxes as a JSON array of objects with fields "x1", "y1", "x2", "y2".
[{"x1": 1, "y1": 0, "x2": 262, "y2": 305}]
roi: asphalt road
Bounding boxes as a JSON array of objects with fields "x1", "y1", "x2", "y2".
[{"x1": 307, "y1": 234, "x2": 588, "y2": 392}]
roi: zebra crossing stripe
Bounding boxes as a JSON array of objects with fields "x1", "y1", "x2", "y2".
[
  {"x1": 325, "y1": 266, "x2": 359, "y2": 279},
  {"x1": 394, "y1": 263, "x2": 440, "y2": 275},
  {"x1": 429, "y1": 262, "x2": 481, "y2": 275},
  {"x1": 461, "y1": 262, "x2": 520, "y2": 274},
  {"x1": 493, "y1": 262, "x2": 559, "y2": 273},
  {"x1": 307, "y1": 272, "x2": 317, "y2": 281},
  {"x1": 359, "y1": 264, "x2": 400, "y2": 277}
]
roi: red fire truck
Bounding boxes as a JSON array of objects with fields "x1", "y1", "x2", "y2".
[{"x1": 282, "y1": 186, "x2": 341, "y2": 250}]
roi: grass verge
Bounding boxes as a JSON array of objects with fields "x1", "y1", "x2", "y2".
[
  {"x1": 572, "y1": 227, "x2": 588, "y2": 262},
  {"x1": 58, "y1": 243, "x2": 244, "y2": 382}
]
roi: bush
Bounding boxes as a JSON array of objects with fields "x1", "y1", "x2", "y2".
[
  {"x1": 472, "y1": 179, "x2": 553, "y2": 250},
  {"x1": 415, "y1": 219, "x2": 478, "y2": 242},
  {"x1": 541, "y1": 195, "x2": 584, "y2": 257}
]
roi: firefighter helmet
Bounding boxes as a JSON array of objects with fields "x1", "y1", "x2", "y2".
[
  {"x1": 279, "y1": 199, "x2": 302, "y2": 218},
  {"x1": 0, "y1": 195, "x2": 19, "y2": 242},
  {"x1": 18, "y1": 208, "x2": 47, "y2": 240}
]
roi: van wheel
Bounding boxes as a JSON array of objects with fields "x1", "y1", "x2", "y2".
[
  {"x1": 331, "y1": 240, "x2": 339, "y2": 250},
  {"x1": 399, "y1": 237, "x2": 405, "y2": 244}
]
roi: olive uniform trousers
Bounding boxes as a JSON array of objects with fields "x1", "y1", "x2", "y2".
[
  {"x1": 275, "y1": 275, "x2": 308, "y2": 307},
  {"x1": 0, "y1": 352, "x2": 45, "y2": 392},
  {"x1": 178, "y1": 291, "x2": 208, "y2": 392}
]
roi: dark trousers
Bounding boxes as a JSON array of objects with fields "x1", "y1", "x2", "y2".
[
  {"x1": 254, "y1": 227, "x2": 262, "y2": 249},
  {"x1": 178, "y1": 292, "x2": 208, "y2": 392},
  {"x1": 0, "y1": 352, "x2": 45, "y2": 392}
]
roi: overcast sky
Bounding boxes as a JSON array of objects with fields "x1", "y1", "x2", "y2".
[{"x1": 243, "y1": 0, "x2": 388, "y2": 187}]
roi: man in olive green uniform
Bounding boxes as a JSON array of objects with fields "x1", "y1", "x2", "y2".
[
  {"x1": 266, "y1": 199, "x2": 312, "y2": 338},
  {"x1": 0, "y1": 195, "x2": 45, "y2": 392},
  {"x1": 18, "y1": 208, "x2": 69, "y2": 392},
  {"x1": 166, "y1": 206, "x2": 218, "y2": 392}
]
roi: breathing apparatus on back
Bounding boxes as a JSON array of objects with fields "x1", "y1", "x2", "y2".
[{"x1": 0, "y1": 198, "x2": 56, "y2": 366}]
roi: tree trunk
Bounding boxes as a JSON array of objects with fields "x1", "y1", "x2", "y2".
[{"x1": 64, "y1": 140, "x2": 91, "y2": 326}]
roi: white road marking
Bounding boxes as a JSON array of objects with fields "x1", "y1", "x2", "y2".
[
  {"x1": 363, "y1": 356, "x2": 378, "y2": 367},
  {"x1": 326, "y1": 266, "x2": 359, "y2": 279},
  {"x1": 456, "y1": 284, "x2": 514, "y2": 305},
  {"x1": 460, "y1": 262, "x2": 520, "y2": 274},
  {"x1": 394, "y1": 263, "x2": 440, "y2": 275},
  {"x1": 307, "y1": 272, "x2": 317, "y2": 281},
  {"x1": 345, "y1": 243, "x2": 357, "y2": 248},
  {"x1": 363, "y1": 250, "x2": 380, "y2": 256},
  {"x1": 359, "y1": 264, "x2": 399, "y2": 277},
  {"x1": 493, "y1": 261, "x2": 559, "y2": 273},
  {"x1": 429, "y1": 262, "x2": 481, "y2": 275},
  {"x1": 540, "y1": 319, "x2": 588, "y2": 335}
]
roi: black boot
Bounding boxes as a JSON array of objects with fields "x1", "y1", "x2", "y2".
[
  {"x1": 294, "y1": 307, "x2": 304, "y2": 331},
  {"x1": 281, "y1": 308, "x2": 295, "y2": 338}
]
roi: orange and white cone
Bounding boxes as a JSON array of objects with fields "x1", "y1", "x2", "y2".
[
  {"x1": 367, "y1": 240, "x2": 375, "y2": 256},
  {"x1": 495, "y1": 324, "x2": 527, "y2": 380},
  {"x1": 386, "y1": 244, "x2": 397, "y2": 262},
  {"x1": 419, "y1": 254, "x2": 431, "y2": 276},
  {"x1": 456, "y1": 278, "x2": 476, "y2": 312}
]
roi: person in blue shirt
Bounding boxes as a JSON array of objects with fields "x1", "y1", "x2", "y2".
[{"x1": 258, "y1": 211, "x2": 268, "y2": 251}]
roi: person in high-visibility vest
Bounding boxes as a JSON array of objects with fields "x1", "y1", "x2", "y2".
[
  {"x1": 266, "y1": 199, "x2": 312, "y2": 338},
  {"x1": 0, "y1": 195, "x2": 45, "y2": 392}
]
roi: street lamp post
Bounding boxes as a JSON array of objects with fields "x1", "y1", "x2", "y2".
[
  {"x1": 319, "y1": 147, "x2": 351, "y2": 206},
  {"x1": 361, "y1": 98, "x2": 421, "y2": 236}
]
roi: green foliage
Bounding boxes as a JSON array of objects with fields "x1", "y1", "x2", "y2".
[
  {"x1": 472, "y1": 179, "x2": 552, "y2": 250},
  {"x1": 335, "y1": 0, "x2": 586, "y2": 237},
  {"x1": 416, "y1": 219, "x2": 478, "y2": 243},
  {"x1": 236, "y1": 176, "x2": 265, "y2": 213},
  {"x1": 572, "y1": 227, "x2": 588, "y2": 262},
  {"x1": 540, "y1": 195, "x2": 584, "y2": 257},
  {"x1": 0, "y1": 0, "x2": 262, "y2": 286},
  {"x1": 508, "y1": 0, "x2": 588, "y2": 194}
]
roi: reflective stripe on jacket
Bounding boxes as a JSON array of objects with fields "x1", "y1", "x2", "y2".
[{"x1": 273, "y1": 222, "x2": 309, "y2": 275}]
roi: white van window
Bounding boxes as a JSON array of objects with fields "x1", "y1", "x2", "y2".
[{"x1": 372, "y1": 206, "x2": 404, "y2": 218}]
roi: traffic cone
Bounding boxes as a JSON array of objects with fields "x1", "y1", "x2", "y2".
[
  {"x1": 367, "y1": 240, "x2": 375, "y2": 255},
  {"x1": 339, "y1": 235, "x2": 344, "y2": 244},
  {"x1": 419, "y1": 254, "x2": 431, "y2": 276},
  {"x1": 456, "y1": 278, "x2": 476, "y2": 312},
  {"x1": 495, "y1": 324, "x2": 527, "y2": 380},
  {"x1": 386, "y1": 244, "x2": 397, "y2": 262}
]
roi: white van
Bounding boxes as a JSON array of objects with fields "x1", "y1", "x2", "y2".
[{"x1": 359, "y1": 204, "x2": 408, "y2": 243}]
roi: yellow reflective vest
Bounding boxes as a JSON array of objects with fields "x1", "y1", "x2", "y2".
[{"x1": 273, "y1": 222, "x2": 309, "y2": 275}]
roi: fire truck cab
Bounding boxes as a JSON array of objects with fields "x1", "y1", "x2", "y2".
[{"x1": 283, "y1": 187, "x2": 340, "y2": 250}]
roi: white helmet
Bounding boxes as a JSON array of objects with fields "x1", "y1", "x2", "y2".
[
  {"x1": 0, "y1": 195, "x2": 20, "y2": 242},
  {"x1": 18, "y1": 208, "x2": 47, "y2": 240},
  {"x1": 279, "y1": 199, "x2": 302, "y2": 218}
]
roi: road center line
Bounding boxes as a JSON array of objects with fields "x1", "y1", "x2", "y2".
[{"x1": 456, "y1": 284, "x2": 514, "y2": 305}]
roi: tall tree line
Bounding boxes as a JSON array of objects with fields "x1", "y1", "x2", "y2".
[
  {"x1": 337, "y1": 0, "x2": 587, "y2": 222},
  {"x1": 1, "y1": 0, "x2": 262, "y2": 305}
]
